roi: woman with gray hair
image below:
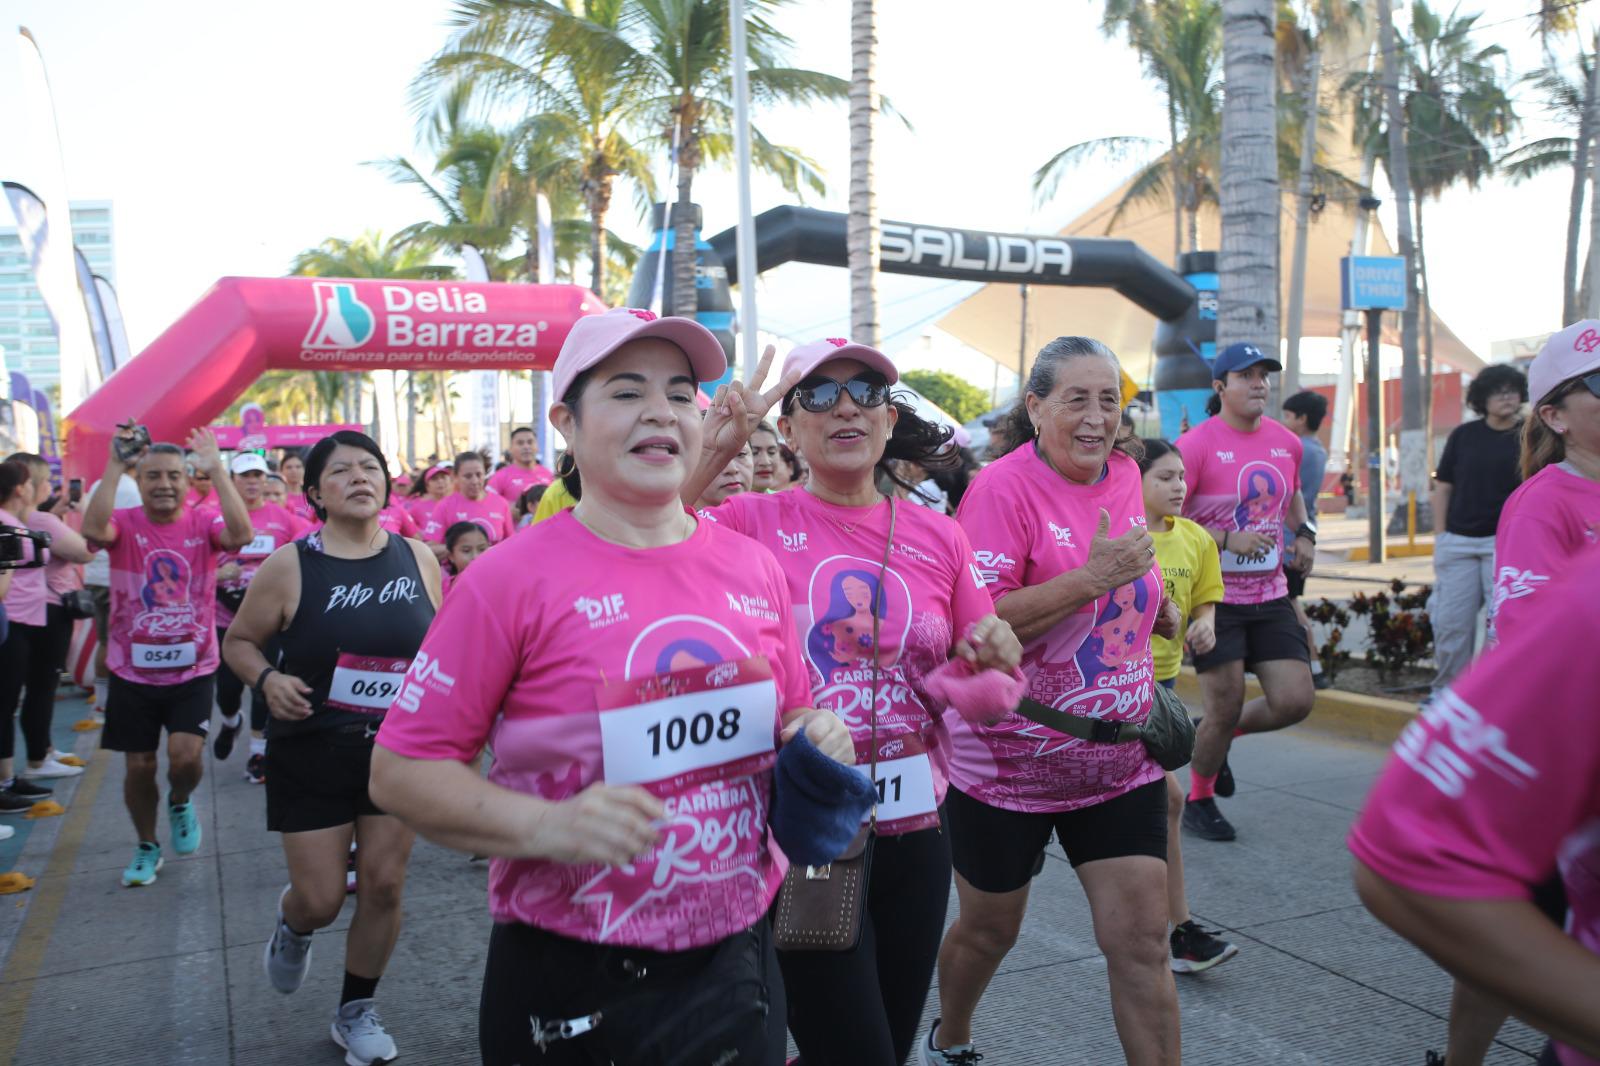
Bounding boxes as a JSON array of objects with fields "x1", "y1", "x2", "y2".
[{"x1": 924, "y1": 336, "x2": 1181, "y2": 1066}]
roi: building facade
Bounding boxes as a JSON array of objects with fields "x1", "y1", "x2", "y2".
[{"x1": 0, "y1": 199, "x2": 115, "y2": 394}]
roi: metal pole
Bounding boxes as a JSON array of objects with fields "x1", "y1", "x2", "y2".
[
  {"x1": 1365, "y1": 307, "x2": 1385, "y2": 563},
  {"x1": 729, "y1": 0, "x2": 759, "y2": 382},
  {"x1": 1018, "y1": 283, "x2": 1030, "y2": 393}
]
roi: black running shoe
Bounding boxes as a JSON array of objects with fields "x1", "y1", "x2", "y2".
[
  {"x1": 1215, "y1": 756, "x2": 1236, "y2": 798},
  {"x1": 7, "y1": 778, "x2": 52, "y2": 798},
  {"x1": 1423, "y1": 1053, "x2": 1445, "y2": 1066},
  {"x1": 212, "y1": 717, "x2": 242, "y2": 761},
  {"x1": 245, "y1": 753, "x2": 266, "y2": 785},
  {"x1": 1182, "y1": 797, "x2": 1237, "y2": 841},
  {"x1": 1170, "y1": 920, "x2": 1240, "y2": 973},
  {"x1": 0, "y1": 789, "x2": 35, "y2": 815}
]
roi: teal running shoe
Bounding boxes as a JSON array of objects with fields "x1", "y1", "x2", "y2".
[
  {"x1": 121, "y1": 842, "x2": 163, "y2": 887},
  {"x1": 169, "y1": 801, "x2": 201, "y2": 856}
]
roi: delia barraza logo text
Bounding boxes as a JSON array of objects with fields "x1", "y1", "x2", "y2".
[{"x1": 304, "y1": 282, "x2": 377, "y2": 350}]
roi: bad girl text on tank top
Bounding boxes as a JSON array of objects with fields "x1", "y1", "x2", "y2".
[{"x1": 325, "y1": 577, "x2": 421, "y2": 612}]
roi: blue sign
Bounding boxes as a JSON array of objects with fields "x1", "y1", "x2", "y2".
[{"x1": 1341, "y1": 256, "x2": 1407, "y2": 311}]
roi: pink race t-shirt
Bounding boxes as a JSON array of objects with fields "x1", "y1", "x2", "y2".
[
  {"x1": 214, "y1": 502, "x2": 306, "y2": 629},
  {"x1": 1350, "y1": 551, "x2": 1600, "y2": 1066},
  {"x1": 1490, "y1": 463, "x2": 1600, "y2": 641},
  {"x1": 377, "y1": 512, "x2": 813, "y2": 951},
  {"x1": 105, "y1": 506, "x2": 229, "y2": 685},
  {"x1": 285, "y1": 492, "x2": 316, "y2": 523},
  {"x1": 953, "y1": 446, "x2": 1164, "y2": 813},
  {"x1": 702, "y1": 489, "x2": 996, "y2": 835},
  {"x1": 422, "y1": 492, "x2": 515, "y2": 544},
  {"x1": 1174, "y1": 416, "x2": 1303, "y2": 604},
  {"x1": 1, "y1": 510, "x2": 49, "y2": 626},
  {"x1": 31, "y1": 510, "x2": 83, "y2": 599},
  {"x1": 377, "y1": 503, "x2": 420, "y2": 538},
  {"x1": 488, "y1": 463, "x2": 554, "y2": 500},
  {"x1": 402, "y1": 495, "x2": 441, "y2": 523}
]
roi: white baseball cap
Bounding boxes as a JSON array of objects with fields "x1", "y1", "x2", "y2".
[
  {"x1": 1530, "y1": 319, "x2": 1600, "y2": 405},
  {"x1": 551, "y1": 308, "x2": 727, "y2": 405},
  {"x1": 230, "y1": 453, "x2": 269, "y2": 475}
]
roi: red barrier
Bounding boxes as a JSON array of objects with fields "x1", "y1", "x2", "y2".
[{"x1": 62, "y1": 276, "x2": 604, "y2": 480}]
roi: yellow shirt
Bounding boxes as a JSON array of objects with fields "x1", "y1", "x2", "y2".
[
  {"x1": 531, "y1": 478, "x2": 577, "y2": 524},
  {"x1": 1150, "y1": 515, "x2": 1224, "y2": 682}
]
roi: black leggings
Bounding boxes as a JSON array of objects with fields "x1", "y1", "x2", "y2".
[
  {"x1": 217, "y1": 627, "x2": 272, "y2": 732},
  {"x1": 479, "y1": 920, "x2": 787, "y2": 1066},
  {"x1": 780, "y1": 823, "x2": 953, "y2": 1066},
  {"x1": 0, "y1": 617, "x2": 62, "y2": 763}
]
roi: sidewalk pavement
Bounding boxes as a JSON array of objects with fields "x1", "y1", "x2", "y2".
[{"x1": 0, "y1": 691, "x2": 1547, "y2": 1065}]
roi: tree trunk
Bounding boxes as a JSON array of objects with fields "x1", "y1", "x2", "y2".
[
  {"x1": 405, "y1": 372, "x2": 417, "y2": 469},
  {"x1": 1218, "y1": 0, "x2": 1281, "y2": 404},
  {"x1": 1563, "y1": 36, "x2": 1595, "y2": 324},
  {"x1": 1377, "y1": 0, "x2": 1423, "y2": 431},
  {"x1": 587, "y1": 168, "x2": 614, "y2": 299},
  {"x1": 1417, "y1": 196, "x2": 1435, "y2": 435},
  {"x1": 436, "y1": 372, "x2": 453, "y2": 456},
  {"x1": 1586, "y1": 40, "x2": 1600, "y2": 321},
  {"x1": 848, "y1": 0, "x2": 880, "y2": 345},
  {"x1": 1168, "y1": 81, "x2": 1182, "y2": 263},
  {"x1": 1283, "y1": 50, "x2": 1322, "y2": 401},
  {"x1": 671, "y1": 116, "x2": 700, "y2": 319}
]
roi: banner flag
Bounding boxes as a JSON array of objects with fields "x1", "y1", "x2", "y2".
[
  {"x1": 75, "y1": 246, "x2": 115, "y2": 379},
  {"x1": 460, "y1": 245, "x2": 500, "y2": 454},
  {"x1": 93, "y1": 274, "x2": 133, "y2": 370}
]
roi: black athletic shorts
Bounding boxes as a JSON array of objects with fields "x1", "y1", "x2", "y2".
[
  {"x1": 101, "y1": 673, "x2": 215, "y2": 753},
  {"x1": 945, "y1": 779, "x2": 1168, "y2": 894},
  {"x1": 1192, "y1": 596, "x2": 1311, "y2": 672},
  {"x1": 265, "y1": 727, "x2": 385, "y2": 833}
]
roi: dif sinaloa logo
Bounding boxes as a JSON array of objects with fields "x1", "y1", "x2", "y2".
[{"x1": 303, "y1": 280, "x2": 544, "y2": 351}]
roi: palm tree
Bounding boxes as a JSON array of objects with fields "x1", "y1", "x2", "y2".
[
  {"x1": 289, "y1": 231, "x2": 457, "y2": 462},
  {"x1": 1502, "y1": 42, "x2": 1595, "y2": 321},
  {"x1": 1216, "y1": 0, "x2": 1280, "y2": 380},
  {"x1": 413, "y1": 4, "x2": 656, "y2": 297},
  {"x1": 848, "y1": 0, "x2": 879, "y2": 345}
]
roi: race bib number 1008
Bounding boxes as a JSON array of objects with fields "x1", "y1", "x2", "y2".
[{"x1": 596, "y1": 657, "x2": 778, "y2": 789}]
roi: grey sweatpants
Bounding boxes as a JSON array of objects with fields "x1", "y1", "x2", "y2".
[{"x1": 1430, "y1": 531, "x2": 1495, "y2": 691}]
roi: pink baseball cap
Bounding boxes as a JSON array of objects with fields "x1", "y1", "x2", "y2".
[
  {"x1": 424, "y1": 463, "x2": 452, "y2": 482},
  {"x1": 781, "y1": 337, "x2": 899, "y2": 387},
  {"x1": 551, "y1": 307, "x2": 728, "y2": 405},
  {"x1": 1530, "y1": 319, "x2": 1600, "y2": 405}
]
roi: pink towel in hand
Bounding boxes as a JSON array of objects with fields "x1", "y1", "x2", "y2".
[{"x1": 924, "y1": 658, "x2": 1026, "y2": 724}]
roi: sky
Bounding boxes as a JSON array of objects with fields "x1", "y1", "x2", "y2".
[{"x1": 0, "y1": 0, "x2": 1583, "y2": 392}]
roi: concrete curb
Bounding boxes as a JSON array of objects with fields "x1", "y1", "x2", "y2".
[{"x1": 1172, "y1": 666, "x2": 1419, "y2": 746}]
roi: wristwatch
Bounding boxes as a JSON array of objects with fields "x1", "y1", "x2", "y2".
[{"x1": 1294, "y1": 522, "x2": 1317, "y2": 544}]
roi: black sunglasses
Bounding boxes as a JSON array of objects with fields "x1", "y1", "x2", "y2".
[
  {"x1": 1583, "y1": 371, "x2": 1600, "y2": 399},
  {"x1": 790, "y1": 373, "x2": 890, "y2": 414}
]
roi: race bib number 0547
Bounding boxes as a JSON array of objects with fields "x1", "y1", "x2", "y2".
[{"x1": 596, "y1": 657, "x2": 778, "y2": 790}]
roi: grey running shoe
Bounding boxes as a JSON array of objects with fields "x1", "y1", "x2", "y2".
[
  {"x1": 921, "y1": 1020, "x2": 983, "y2": 1065},
  {"x1": 331, "y1": 999, "x2": 398, "y2": 1066},
  {"x1": 263, "y1": 885, "x2": 313, "y2": 994}
]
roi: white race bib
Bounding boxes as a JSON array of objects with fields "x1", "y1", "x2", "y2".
[
  {"x1": 131, "y1": 641, "x2": 197, "y2": 671},
  {"x1": 600, "y1": 675, "x2": 777, "y2": 786},
  {"x1": 239, "y1": 532, "x2": 276, "y2": 558},
  {"x1": 1221, "y1": 543, "x2": 1280, "y2": 574},
  {"x1": 858, "y1": 753, "x2": 937, "y2": 825},
  {"x1": 326, "y1": 654, "x2": 411, "y2": 713}
]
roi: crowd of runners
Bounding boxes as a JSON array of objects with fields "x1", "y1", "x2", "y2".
[{"x1": 0, "y1": 305, "x2": 1596, "y2": 1066}]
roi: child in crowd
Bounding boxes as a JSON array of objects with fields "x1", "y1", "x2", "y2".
[
  {"x1": 440, "y1": 521, "x2": 490, "y2": 598},
  {"x1": 262, "y1": 473, "x2": 288, "y2": 508},
  {"x1": 1140, "y1": 437, "x2": 1238, "y2": 974},
  {"x1": 513, "y1": 485, "x2": 546, "y2": 530}
]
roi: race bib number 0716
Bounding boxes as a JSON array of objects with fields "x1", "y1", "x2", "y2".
[{"x1": 596, "y1": 657, "x2": 778, "y2": 789}]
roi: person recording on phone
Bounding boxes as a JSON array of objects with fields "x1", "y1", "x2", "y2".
[{"x1": 82, "y1": 423, "x2": 252, "y2": 887}]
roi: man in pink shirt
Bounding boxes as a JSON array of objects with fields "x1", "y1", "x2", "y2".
[
  {"x1": 421, "y1": 451, "x2": 514, "y2": 557},
  {"x1": 83, "y1": 425, "x2": 253, "y2": 888},
  {"x1": 486, "y1": 426, "x2": 554, "y2": 501},
  {"x1": 1174, "y1": 343, "x2": 1316, "y2": 842}
]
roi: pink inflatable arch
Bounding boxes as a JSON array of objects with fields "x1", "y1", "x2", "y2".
[{"x1": 62, "y1": 276, "x2": 604, "y2": 480}]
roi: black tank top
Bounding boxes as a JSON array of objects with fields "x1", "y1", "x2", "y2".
[{"x1": 272, "y1": 533, "x2": 435, "y2": 736}]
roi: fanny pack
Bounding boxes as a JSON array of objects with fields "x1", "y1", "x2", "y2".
[
  {"x1": 59, "y1": 589, "x2": 96, "y2": 620},
  {"x1": 1014, "y1": 681, "x2": 1195, "y2": 772},
  {"x1": 215, "y1": 586, "x2": 247, "y2": 615},
  {"x1": 529, "y1": 925, "x2": 771, "y2": 1066}
]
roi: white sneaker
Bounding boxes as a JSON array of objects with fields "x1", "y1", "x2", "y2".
[
  {"x1": 0, "y1": 824, "x2": 14, "y2": 841},
  {"x1": 921, "y1": 1020, "x2": 983, "y2": 1064},
  {"x1": 20, "y1": 758, "x2": 84, "y2": 779},
  {"x1": 331, "y1": 999, "x2": 398, "y2": 1066},
  {"x1": 263, "y1": 886, "x2": 313, "y2": 994}
]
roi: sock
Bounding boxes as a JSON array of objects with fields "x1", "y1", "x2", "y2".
[
  {"x1": 1232, "y1": 727, "x2": 1247, "y2": 738},
  {"x1": 221, "y1": 712, "x2": 242, "y2": 728},
  {"x1": 1310, "y1": 658, "x2": 1324, "y2": 676},
  {"x1": 281, "y1": 915, "x2": 312, "y2": 939},
  {"x1": 1188, "y1": 771, "x2": 1218, "y2": 802},
  {"x1": 249, "y1": 737, "x2": 266, "y2": 757},
  {"x1": 93, "y1": 679, "x2": 108, "y2": 708},
  {"x1": 341, "y1": 970, "x2": 379, "y2": 1006}
]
